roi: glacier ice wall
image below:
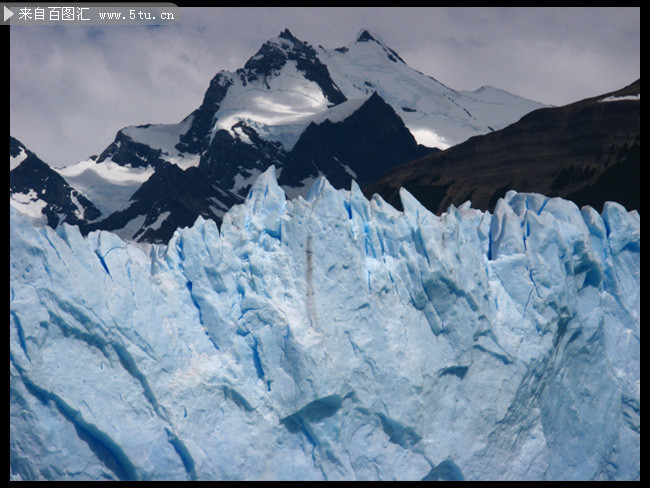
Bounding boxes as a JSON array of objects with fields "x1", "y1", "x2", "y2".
[{"x1": 10, "y1": 168, "x2": 640, "y2": 481}]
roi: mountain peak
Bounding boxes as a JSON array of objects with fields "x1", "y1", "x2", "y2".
[
  {"x1": 10, "y1": 136, "x2": 28, "y2": 161},
  {"x1": 278, "y1": 28, "x2": 298, "y2": 42},
  {"x1": 350, "y1": 29, "x2": 406, "y2": 64},
  {"x1": 240, "y1": 29, "x2": 346, "y2": 106},
  {"x1": 356, "y1": 29, "x2": 378, "y2": 43}
]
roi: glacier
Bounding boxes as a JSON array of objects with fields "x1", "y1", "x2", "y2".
[{"x1": 10, "y1": 168, "x2": 640, "y2": 481}]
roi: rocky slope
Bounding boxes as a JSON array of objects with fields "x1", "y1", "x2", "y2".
[
  {"x1": 364, "y1": 80, "x2": 640, "y2": 214},
  {"x1": 10, "y1": 137, "x2": 101, "y2": 227}
]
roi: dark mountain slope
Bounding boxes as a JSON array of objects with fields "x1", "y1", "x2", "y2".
[
  {"x1": 81, "y1": 162, "x2": 243, "y2": 244},
  {"x1": 10, "y1": 137, "x2": 101, "y2": 227},
  {"x1": 279, "y1": 92, "x2": 434, "y2": 190},
  {"x1": 364, "y1": 80, "x2": 640, "y2": 214}
]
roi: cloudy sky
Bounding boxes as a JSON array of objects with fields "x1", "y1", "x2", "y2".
[{"x1": 10, "y1": 6, "x2": 640, "y2": 168}]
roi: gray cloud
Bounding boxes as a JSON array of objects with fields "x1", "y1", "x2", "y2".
[{"x1": 10, "y1": 7, "x2": 639, "y2": 167}]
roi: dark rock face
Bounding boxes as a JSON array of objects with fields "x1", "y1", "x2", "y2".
[
  {"x1": 241, "y1": 29, "x2": 346, "y2": 106},
  {"x1": 280, "y1": 92, "x2": 433, "y2": 190},
  {"x1": 194, "y1": 92, "x2": 435, "y2": 199},
  {"x1": 565, "y1": 135, "x2": 639, "y2": 211},
  {"x1": 356, "y1": 29, "x2": 378, "y2": 43},
  {"x1": 196, "y1": 92, "x2": 435, "y2": 198},
  {"x1": 81, "y1": 162, "x2": 243, "y2": 244},
  {"x1": 198, "y1": 124, "x2": 287, "y2": 197},
  {"x1": 364, "y1": 80, "x2": 640, "y2": 214},
  {"x1": 10, "y1": 137, "x2": 102, "y2": 227},
  {"x1": 10, "y1": 136, "x2": 25, "y2": 159},
  {"x1": 96, "y1": 129, "x2": 167, "y2": 169},
  {"x1": 176, "y1": 73, "x2": 234, "y2": 155},
  {"x1": 354, "y1": 29, "x2": 406, "y2": 64}
]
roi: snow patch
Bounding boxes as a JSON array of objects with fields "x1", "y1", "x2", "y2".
[
  {"x1": 10, "y1": 147, "x2": 28, "y2": 171},
  {"x1": 146, "y1": 211, "x2": 171, "y2": 232},
  {"x1": 308, "y1": 97, "x2": 370, "y2": 125},
  {"x1": 69, "y1": 192, "x2": 85, "y2": 219},
  {"x1": 599, "y1": 94, "x2": 640, "y2": 103},
  {"x1": 56, "y1": 159, "x2": 154, "y2": 215},
  {"x1": 211, "y1": 60, "x2": 331, "y2": 149},
  {"x1": 112, "y1": 214, "x2": 147, "y2": 240},
  {"x1": 57, "y1": 159, "x2": 154, "y2": 184},
  {"x1": 121, "y1": 117, "x2": 194, "y2": 159},
  {"x1": 409, "y1": 127, "x2": 451, "y2": 149},
  {"x1": 10, "y1": 190, "x2": 47, "y2": 222}
]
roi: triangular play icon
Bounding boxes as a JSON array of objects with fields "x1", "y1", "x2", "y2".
[{"x1": 4, "y1": 6, "x2": 14, "y2": 22}]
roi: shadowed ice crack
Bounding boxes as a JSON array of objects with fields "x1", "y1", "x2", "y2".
[
  {"x1": 376, "y1": 413, "x2": 422, "y2": 449},
  {"x1": 421, "y1": 459, "x2": 464, "y2": 481},
  {"x1": 11, "y1": 355, "x2": 139, "y2": 481}
]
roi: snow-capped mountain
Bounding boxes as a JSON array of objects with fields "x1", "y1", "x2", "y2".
[
  {"x1": 319, "y1": 29, "x2": 545, "y2": 148},
  {"x1": 28, "y1": 28, "x2": 543, "y2": 242},
  {"x1": 152, "y1": 27, "x2": 544, "y2": 160},
  {"x1": 10, "y1": 137, "x2": 101, "y2": 227},
  {"x1": 91, "y1": 28, "x2": 544, "y2": 175},
  {"x1": 48, "y1": 91, "x2": 429, "y2": 243},
  {"x1": 10, "y1": 168, "x2": 640, "y2": 480}
]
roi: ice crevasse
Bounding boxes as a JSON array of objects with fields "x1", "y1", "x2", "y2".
[{"x1": 10, "y1": 167, "x2": 640, "y2": 480}]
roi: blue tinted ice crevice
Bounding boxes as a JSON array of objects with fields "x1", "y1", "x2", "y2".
[
  {"x1": 111, "y1": 343, "x2": 198, "y2": 480},
  {"x1": 11, "y1": 355, "x2": 139, "y2": 481},
  {"x1": 94, "y1": 250, "x2": 112, "y2": 277},
  {"x1": 10, "y1": 310, "x2": 30, "y2": 362}
]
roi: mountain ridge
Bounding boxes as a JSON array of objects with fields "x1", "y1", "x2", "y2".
[
  {"x1": 10, "y1": 137, "x2": 102, "y2": 227},
  {"x1": 11, "y1": 28, "x2": 547, "y2": 243},
  {"x1": 364, "y1": 79, "x2": 640, "y2": 214}
]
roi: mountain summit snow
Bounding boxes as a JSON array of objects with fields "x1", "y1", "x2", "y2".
[
  {"x1": 96, "y1": 27, "x2": 543, "y2": 164},
  {"x1": 10, "y1": 168, "x2": 640, "y2": 480},
  {"x1": 13, "y1": 29, "x2": 544, "y2": 243}
]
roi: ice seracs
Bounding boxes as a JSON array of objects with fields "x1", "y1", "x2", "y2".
[{"x1": 10, "y1": 168, "x2": 639, "y2": 481}]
